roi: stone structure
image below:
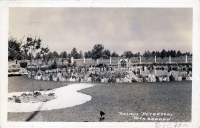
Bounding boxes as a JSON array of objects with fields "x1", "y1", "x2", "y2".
[{"x1": 117, "y1": 59, "x2": 132, "y2": 72}]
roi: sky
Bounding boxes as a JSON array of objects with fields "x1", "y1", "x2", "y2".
[{"x1": 9, "y1": 8, "x2": 192, "y2": 55}]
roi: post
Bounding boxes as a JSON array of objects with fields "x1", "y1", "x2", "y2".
[
  {"x1": 155, "y1": 56, "x2": 156, "y2": 63},
  {"x1": 97, "y1": 59, "x2": 99, "y2": 64},
  {"x1": 185, "y1": 55, "x2": 187, "y2": 63},
  {"x1": 110, "y1": 57, "x2": 111, "y2": 65},
  {"x1": 71, "y1": 57, "x2": 74, "y2": 64},
  {"x1": 140, "y1": 56, "x2": 141, "y2": 64},
  {"x1": 169, "y1": 56, "x2": 171, "y2": 63}
]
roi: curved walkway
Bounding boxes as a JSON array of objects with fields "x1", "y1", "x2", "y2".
[{"x1": 8, "y1": 83, "x2": 94, "y2": 112}]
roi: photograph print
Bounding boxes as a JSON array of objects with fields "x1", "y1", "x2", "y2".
[{"x1": 8, "y1": 7, "x2": 192, "y2": 122}]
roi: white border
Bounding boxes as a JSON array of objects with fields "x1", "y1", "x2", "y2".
[{"x1": 0, "y1": 1, "x2": 199, "y2": 128}]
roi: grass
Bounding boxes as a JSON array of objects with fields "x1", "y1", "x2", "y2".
[{"x1": 8, "y1": 76, "x2": 191, "y2": 122}]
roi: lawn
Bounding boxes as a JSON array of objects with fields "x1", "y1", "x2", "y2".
[{"x1": 8, "y1": 76, "x2": 191, "y2": 122}]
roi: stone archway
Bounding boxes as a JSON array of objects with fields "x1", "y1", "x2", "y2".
[{"x1": 117, "y1": 59, "x2": 132, "y2": 71}]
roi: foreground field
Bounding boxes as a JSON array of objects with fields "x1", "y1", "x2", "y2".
[{"x1": 8, "y1": 76, "x2": 191, "y2": 122}]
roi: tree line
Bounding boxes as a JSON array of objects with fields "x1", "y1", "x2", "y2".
[{"x1": 8, "y1": 36, "x2": 192, "y2": 61}]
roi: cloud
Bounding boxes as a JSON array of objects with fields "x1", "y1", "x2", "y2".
[{"x1": 9, "y1": 8, "x2": 192, "y2": 55}]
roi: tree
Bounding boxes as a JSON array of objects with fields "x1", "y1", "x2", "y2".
[
  {"x1": 21, "y1": 35, "x2": 41, "y2": 60},
  {"x1": 102, "y1": 49, "x2": 111, "y2": 59},
  {"x1": 68, "y1": 53, "x2": 71, "y2": 58},
  {"x1": 8, "y1": 37, "x2": 23, "y2": 60},
  {"x1": 79, "y1": 50, "x2": 83, "y2": 59},
  {"x1": 60, "y1": 51, "x2": 67, "y2": 58},
  {"x1": 156, "y1": 51, "x2": 161, "y2": 58},
  {"x1": 22, "y1": 35, "x2": 41, "y2": 95},
  {"x1": 35, "y1": 52, "x2": 41, "y2": 60},
  {"x1": 91, "y1": 44, "x2": 104, "y2": 60},
  {"x1": 171, "y1": 50, "x2": 176, "y2": 58},
  {"x1": 143, "y1": 50, "x2": 148, "y2": 58},
  {"x1": 161, "y1": 49, "x2": 167, "y2": 59},
  {"x1": 166, "y1": 50, "x2": 171, "y2": 57},
  {"x1": 27, "y1": 52, "x2": 32, "y2": 60},
  {"x1": 151, "y1": 51, "x2": 156, "y2": 57},
  {"x1": 52, "y1": 51, "x2": 59, "y2": 58},
  {"x1": 84, "y1": 52, "x2": 88, "y2": 58},
  {"x1": 84, "y1": 51, "x2": 92, "y2": 58},
  {"x1": 177, "y1": 50, "x2": 182, "y2": 57},
  {"x1": 137, "y1": 52, "x2": 141, "y2": 57},
  {"x1": 45, "y1": 52, "x2": 53, "y2": 60},
  {"x1": 40, "y1": 47, "x2": 49, "y2": 60},
  {"x1": 124, "y1": 51, "x2": 134, "y2": 59},
  {"x1": 111, "y1": 52, "x2": 119, "y2": 57},
  {"x1": 71, "y1": 48, "x2": 79, "y2": 59}
]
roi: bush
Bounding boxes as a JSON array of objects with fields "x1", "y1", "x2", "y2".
[
  {"x1": 34, "y1": 91, "x2": 41, "y2": 97},
  {"x1": 8, "y1": 97, "x2": 13, "y2": 101},
  {"x1": 28, "y1": 93, "x2": 32, "y2": 96},
  {"x1": 48, "y1": 93, "x2": 55, "y2": 96},
  {"x1": 49, "y1": 75, "x2": 53, "y2": 81},
  {"x1": 20, "y1": 62, "x2": 27, "y2": 68},
  {"x1": 41, "y1": 67, "x2": 46, "y2": 71},
  {"x1": 15, "y1": 97, "x2": 21, "y2": 103},
  {"x1": 155, "y1": 76, "x2": 160, "y2": 82},
  {"x1": 132, "y1": 78, "x2": 137, "y2": 82},
  {"x1": 51, "y1": 62, "x2": 57, "y2": 69},
  {"x1": 21, "y1": 93, "x2": 27, "y2": 97},
  {"x1": 169, "y1": 75, "x2": 175, "y2": 81},
  {"x1": 182, "y1": 77, "x2": 186, "y2": 81}
]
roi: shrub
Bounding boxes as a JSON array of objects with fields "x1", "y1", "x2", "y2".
[
  {"x1": 155, "y1": 76, "x2": 160, "y2": 82},
  {"x1": 48, "y1": 93, "x2": 55, "y2": 96},
  {"x1": 96, "y1": 77, "x2": 101, "y2": 82},
  {"x1": 34, "y1": 91, "x2": 41, "y2": 97},
  {"x1": 39, "y1": 89, "x2": 44, "y2": 91},
  {"x1": 137, "y1": 75, "x2": 143, "y2": 78},
  {"x1": 49, "y1": 75, "x2": 53, "y2": 81},
  {"x1": 20, "y1": 62, "x2": 27, "y2": 68},
  {"x1": 51, "y1": 62, "x2": 57, "y2": 69},
  {"x1": 28, "y1": 93, "x2": 32, "y2": 96},
  {"x1": 21, "y1": 93, "x2": 27, "y2": 97},
  {"x1": 108, "y1": 78, "x2": 112, "y2": 83},
  {"x1": 182, "y1": 77, "x2": 186, "y2": 81},
  {"x1": 169, "y1": 75, "x2": 175, "y2": 81},
  {"x1": 132, "y1": 78, "x2": 137, "y2": 82},
  {"x1": 8, "y1": 97, "x2": 13, "y2": 101},
  {"x1": 172, "y1": 67, "x2": 177, "y2": 71},
  {"x1": 62, "y1": 65, "x2": 67, "y2": 68},
  {"x1": 41, "y1": 67, "x2": 46, "y2": 71},
  {"x1": 15, "y1": 97, "x2": 21, "y2": 103},
  {"x1": 46, "y1": 88, "x2": 52, "y2": 91}
]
